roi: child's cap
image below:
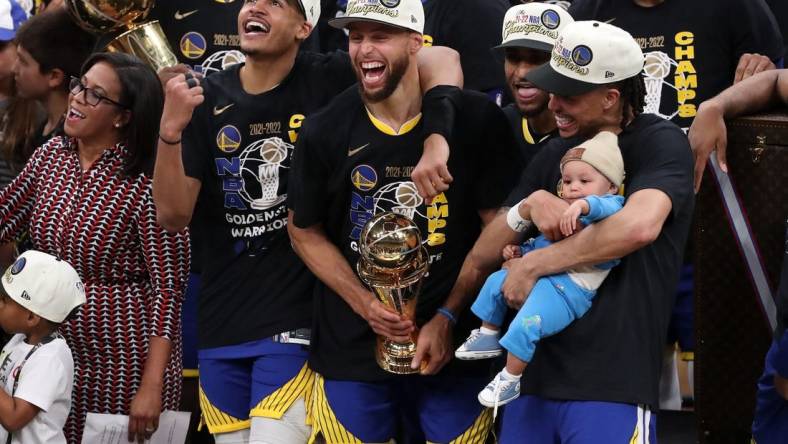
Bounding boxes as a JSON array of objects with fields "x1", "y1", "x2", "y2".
[
  {"x1": 560, "y1": 131, "x2": 625, "y2": 187},
  {"x1": 0, "y1": 0, "x2": 28, "y2": 42},
  {"x1": 2, "y1": 250, "x2": 86, "y2": 323}
]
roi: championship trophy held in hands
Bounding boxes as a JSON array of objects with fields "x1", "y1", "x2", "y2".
[{"x1": 357, "y1": 212, "x2": 429, "y2": 375}]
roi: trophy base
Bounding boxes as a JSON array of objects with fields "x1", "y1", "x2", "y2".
[{"x1": 376, "y1": 336, "x2": 420, "y2": 375}]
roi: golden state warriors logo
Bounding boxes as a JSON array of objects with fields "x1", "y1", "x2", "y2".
[
  {"x1": 380, "y1": 0, "x2": 400, "y2": 7},
  {"x1": 217, "y1": 125, "x2": 242, "y2": 153},
  {"x1": 541, "y1": 9, "x2": 561, "y2": 29},
  {"x1": 571, "y1": 45, "x2": 593, "y2": 67},
  {"x1": 180, "y1": 32, "x2": 207, "y2": 60},
  {"x1": 351, "y1": 165, "x2": 378, "y2": 191}
]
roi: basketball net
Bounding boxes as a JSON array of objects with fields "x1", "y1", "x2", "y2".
[{"x1": 257, "y1": 163, "x2": 281, "y2": 202}]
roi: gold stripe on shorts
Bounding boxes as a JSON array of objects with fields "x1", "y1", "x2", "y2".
[
  {"x1": 308, "y1": 374, "x2": 363, "y2": 444},
  {"x1": 426, "y1": 407, "x2": 493, "y2": 444},
  {"x1": 198, "y1": 385, "x2": 251, "y2": 434},
  {"x1": 251, "y1": 362, "x2": 315, "y2": 419}
]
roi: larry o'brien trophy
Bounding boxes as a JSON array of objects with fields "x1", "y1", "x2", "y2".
[
  {"x1": 357, "y1": 212, "x2": 429, "y2": 374},
  {"x1": 66, "y1": 0, "x2": 177, "y2": 71}
]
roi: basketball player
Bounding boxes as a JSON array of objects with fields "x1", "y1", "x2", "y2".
[
  {"x1": 459, "y1": 20, "x2": 694, "y2": 442},
  {"x1": 496, "y1": 2, "x2": 572, "y2": 166},
  {"x1": 568, "y1": 0, "x2": 783, "y2": 410},
  {"x1": 154, "y1": 0, "x2": 461, "y2": 442},
  {"x1": 286, "y1": 0, "x2": 521, "y2": 441}
]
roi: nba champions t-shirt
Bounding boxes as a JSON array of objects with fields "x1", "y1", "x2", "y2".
[
  {"x1": 181, "y1": 52, "x2": 355, "y2": 349},
  {"x1": 289, "y1": 87, "x2": 521, "y2": 381},
  {"x1": 570, "y1": 0, "x2": 783, "y2": 130}
]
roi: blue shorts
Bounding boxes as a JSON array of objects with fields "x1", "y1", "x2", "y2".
[
  {"x1": 666, "y1": 264, "x2": 694, "y2": 358},
  {"x1": 310, "y1": 373, "x2": 492, "y2": 443},
  {"x1": 181, "y1": 273, "x2": 201, "y2": 376},
  {"x1": 752, "y1": 340, "x2": 788, "y2": 444},
  {"x1": 198, "y1": 338, "x2": 312, "y2": 434},
  {"x1": 499, "y1": 395, "x2": 657, "y2": 444}
]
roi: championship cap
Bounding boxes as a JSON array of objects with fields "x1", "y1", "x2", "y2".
[
  {"x1": 329, "y1": 0, "x2": 424, "y2": 34},
  {"x1": 560, "y1": 131, "x2": 625, "y2": 187},
  {"x1": 297, "y1": 0, "x2": 321, "y2": 28},
  {"x1": 526, "y1": 20, "x2": 644, "y2": 96},
  {"x1": 1, "y1": 250, "x2": 86, "y2": 323},
  {"x1": 495, "y1": 2, "x2": 574, "y2": 52},
  {"x1": 0, "y1": 0, "x2": 27, "y2": 42}
]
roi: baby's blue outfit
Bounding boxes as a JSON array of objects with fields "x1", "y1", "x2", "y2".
[{"x1": 470, "y1": 194, "x2": 625, "y2": 362}]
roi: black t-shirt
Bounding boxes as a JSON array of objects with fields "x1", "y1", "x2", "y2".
[
  {"x1": 569, "y1": 0, "x2": 784, "y2": 130},
  {"x1": 766, "y1": 0, "x2": 788, "y2": 59},
  {"x1": 421, "y1": 0, "x2": 509, "y2": 94},
  {"x1": 182, "y1": 52, "x2": 355, "y2": 349},
  {"x1": 152, "y1": 1, "x2": 245, "y2": 75},
  {"x1": 505, "y1": 114, "x2": 694, "y2": 407},
  {"x1": 502, "y1": 104, "x2": 559, "y2": 167},
  {"x1": 289, "y1": 87, "x2": 521, "y2": 381}
]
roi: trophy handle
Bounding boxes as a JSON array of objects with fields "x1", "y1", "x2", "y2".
[{"x1": 107, "y1": 20, "x2": 178, "y2": 71}]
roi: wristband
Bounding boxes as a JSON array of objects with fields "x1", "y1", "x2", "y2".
[
  {"x1": 507, "y1": 205, "x2": 533, "y2": 232},
  {"x1": 159, "y1": 134, "x2": 181, "y2": 145},
  {"x1": 436, "y1": 307, "x2": 458, "y2": 325}
]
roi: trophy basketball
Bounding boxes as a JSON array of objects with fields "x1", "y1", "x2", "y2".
[
  {"x1": 357, "y1": 212, "x2": 429, "y2": 374},
  {"x1": 66, "y1": 0, "x2": 177, "y2": 71}
]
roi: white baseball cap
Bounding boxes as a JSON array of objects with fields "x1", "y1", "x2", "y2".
[
  {"x1": 2, "y1": 251, "x2": 86, "y2": 323},
  {"x1": 0, "y1": 0, "x2": 27, "y2": 42},
  {"x1": 297, "y1": 0, "x2": 321, "y2": 28},
  {"x1": 329, "y1": 0, "x2": 424, "y2": 34},
  {"x1": 526, "y1": 20, "x2": 644, "y2": 96},
  {"x1": 495, "y1": 2, "x2": 574, "y2": 52}
]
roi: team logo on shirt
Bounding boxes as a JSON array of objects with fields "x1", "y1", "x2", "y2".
[
  {"x1": 214, "y1": 0, "x2": 236, "y2": 3},
  {"x1": 351, "y1": 165, "x2": 378, "y2": 191},
  {"x1": 237, "y1": 137, "x2": 294, "y2": 210},
  {"x1": 217, "y1": 125, "x2": 242, "y2": 153},
  {"x1": 571, "y1": 45, "x2": 593, "y2": 67},
  {"x1": 541, "y1": 9, "x2": 561, "y2": 29},
  {"x1": 180, "y1": 32, "x2": 207, "y2": 60}
]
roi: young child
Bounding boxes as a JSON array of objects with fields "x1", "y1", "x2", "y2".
[
  {"x1": 0, "y1": 250, "x2": 85, "y2": 444},
  {"x1": 455, "y1": 131, "x2": 626, "y2": 409}
]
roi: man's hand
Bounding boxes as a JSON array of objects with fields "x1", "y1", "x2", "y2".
[
  {"x1": 411, "y1": 315, "x2": 453, "y2": 375},
  {"x1": 524, "y1": 190, "x2": 569, "y2": 241},
  {"x1": 157, "y1": 64, "x2": 201, "y2": 89},
  {"x1": 501, "y1": 256, "x2": 538, "y2": 309},
  {"x1": 412, "y1": 134, "x2": 453, "y2": 203},
  {"x1": 734, "y1": 53, "x2": 775, "y2": 84},
  {"x1": 775, "y1": 373, "x2": 788, "y2": 401},
  {"x1": 560, "y1": 199, "x2": 589, "y2": 236},
  {"x1": 502, "y1": 244, "x2": 523, "y2": 261},
  {"x1": 688, "y1": 101, "x2": 728, "y2": 192},
  {"x1": 160, "y1": 73, "x2": 205, "y2": 142},
  {"x1": 363, "y1": 298, "x2": 414, "y2": 342}
]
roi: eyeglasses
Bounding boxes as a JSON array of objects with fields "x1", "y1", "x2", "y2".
[{"x1": 68, "y1": 77, "x2": 127, "y2": 109}]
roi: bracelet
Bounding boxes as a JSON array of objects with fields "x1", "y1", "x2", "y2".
[
  {"x1": 506, "y1": 205, "x2": 533, "y2": 233},
  {"x1": 159, "y1": 134, "x2": 181, "y2": 145},
  {"x1": 436, "y1": 307, "x2": 458, "y2": 325}
]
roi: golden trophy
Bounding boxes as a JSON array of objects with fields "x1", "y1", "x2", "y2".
[
  {"x1": 357, "y1": 212, "x2": 429, "y2": 374},
  {"x1": 66, "y1": 0, "x2": 177, "y2": 71}
]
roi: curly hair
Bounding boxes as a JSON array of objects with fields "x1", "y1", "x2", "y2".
[{"x1": 612, "y1": 74, "x2": 646, "y2": 129}]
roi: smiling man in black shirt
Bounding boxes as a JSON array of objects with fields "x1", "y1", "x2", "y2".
[
  {"x1": 463, "y1": 20, "x2": 694, "y2": 442},
  {"x1": 287, "y1": 0, "x2": 521, "y2": 441}
]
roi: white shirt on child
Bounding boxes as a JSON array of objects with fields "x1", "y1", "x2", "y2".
[{"x1": 0, "y1": 334, "x2": 73, "y2": 444}]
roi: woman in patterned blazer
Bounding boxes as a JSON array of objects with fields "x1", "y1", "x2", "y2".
[{"x1": 0, "y1": 52, "x2": 190, "y2": 443}]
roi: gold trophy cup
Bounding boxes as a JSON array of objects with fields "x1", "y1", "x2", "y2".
[
  {"x1": 66, "y1": 0, "x2": 178, "y2": 71},
  {"x1": 357, "y1": 212, "x2": 429, "y2": 374}
]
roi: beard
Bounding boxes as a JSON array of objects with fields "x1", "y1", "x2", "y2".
[
  {"x1": 358, "y1": 53, "x2": 409, "y2": 103},
  {"x1": 519, "y1": 99, "x2": 549, "y2": 118}
]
